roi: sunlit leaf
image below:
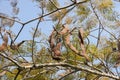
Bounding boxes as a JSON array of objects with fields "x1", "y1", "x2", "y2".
[
  {"x1": 98, "y1": 0, "x2": 113, "y2": 10},
  {"x1": 46, "y1": 0, "x2": 59, "y2": 12}
]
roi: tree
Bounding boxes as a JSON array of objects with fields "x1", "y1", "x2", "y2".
[{"x1": 0, "y1": 0, "x2": 120, "y2": 80}]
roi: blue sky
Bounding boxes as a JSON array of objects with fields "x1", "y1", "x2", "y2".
[
  {"x1": 0, "y1": 0, "x2": 54, "y2": 42},
  {"x1": 0, "y1": 0, "x2": 120, "y2": 43}
]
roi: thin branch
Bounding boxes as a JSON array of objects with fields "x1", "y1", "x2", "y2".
[
  {"x1": 7, "y1": 32, "x2": 27, "y2": 62},
  {"x1": 49, "y1": 0, "x2": 59, "y2": 9},
  {"x1": 103, "y1": 28, "x2": 117, "y2": 40},
  {"x1": 14, "y1": 68, "x2": 21, "y2": 80},
  {"x1": 23, "y1": 70, "x2": 49, "y2": 80},
  {"x1": 96, "y1": 24, "x2": 103, "y2": 47},
  {"x1": 32, "y1": 20, "x2": 41, "y2": 64},
  {"x1": 24, "y1": 0, "x2": 88, "y2": 24},
  {"x1": 23, "y1": 69, "x2": 32, "y2": 79},
  {"x1": 90, "y1": 0, "x2": 104, "y2": 47},
  {"x1": 115, "y1": 68, "x2": 120, "y2": 78},
  {"x1": 0, "y1": 15, "x2": 23, "y2": 25},
  {"x1": 86, "y1": 63, "x2": 103, "y2": 73},
  {"x1": 59, "y1": 70, "x2": 78, "y2": 80},
  {"x1": 0, "y1": 52, "x2": 20, "y2": 67},
  {"x1": 13, "y1": 24, "x2": 25, "y2": 42}
]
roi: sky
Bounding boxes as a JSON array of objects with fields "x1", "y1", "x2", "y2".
[
  {"x1": 0, "y1": 0, "x2": 54, "y2": 42},
  {"x1": 0, "y1": 0, "x2": 120, "y2": 43}
]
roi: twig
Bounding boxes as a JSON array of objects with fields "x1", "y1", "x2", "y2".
[
  {"x1": 13, "y1": 24, "x2": 25, "y2": 42},
  {"x1": 24, "y1": 0, "x2": 88, "y2": 24},
  {"x1": 32, "y1": 20, "x2": 41, "y2": 64},
  {"x1": 49, "y1": 0, "x2": 59, "y2": 9},
  {"x1": 0, "y1": 15, "x2": 23, "y2": 25},
  {"x1": 90, "y1": 0, "x2": 104, "y2": 47},
  {"x1": 59, "y1": 70, "x2": 78, "y2": 80},
  {"x1": 14, "y1": 68, "x2": 21, "y2": 80},
  {"x1": 0, "y1": 52, "x2": 20, "y2": 67}
]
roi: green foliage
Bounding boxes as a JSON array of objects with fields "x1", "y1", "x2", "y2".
[
  {"x1": 6, "y1": 69, "x2": 22, "y2": 80},
  {"x1": 63, "y1": 75, "x2": 74, "y2": 80},
  {"x1": 97, "y1": 0, "x2": 113, "y2": 10},
  {"x1": 76, "y1": 4, "x2": 90, "y2": 16},
  {"x1": 46, "y1": 0, "x2": 59, "y2": 12},
  {"x1": 1, "y1": 0, "x2": 120, "y2": 80}
]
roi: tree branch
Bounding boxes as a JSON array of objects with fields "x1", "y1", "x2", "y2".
[
  {"x1": 0, "y1": 15, "x2": 23, "y2": 25},
  {"x1": 0, "y1": 52, "x2": 21, "y2": 67},
  {"x1": 24, "y1": 0, "x2": 88, "y2": 24},
  {"x1": 19, "y1": 62, "x2": 119, "y2": 80}
]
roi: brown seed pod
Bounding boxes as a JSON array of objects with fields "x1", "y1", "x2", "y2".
[
  {"x1": 117, "y1": 39, "x2": 120, "y2": 52},
  {"x1": 3, "y1": 32, "x2": 8, "y2": 44},
  {"x1": 48, "y1": 31, "x2": 56, "y2": 49},
  {"x1": 78, "y1": 28, "x2": 84, "y2": 44},
  {"x1": 52, "y1": 41, "x2": 62, "y2": 56},
  {"x1": 65, "y1": 34, "x2": 79, "y2": 53},
  {"x1": 49, "y1": 29, "x2": 62, "y2": 60},
  {"x1": 0, "y1": 32, "x2": 8, "y2": 52},
  {"x1": 0, "y1": 42, "x2": 7, "y2": 52},
  {"x1": 60, "y1": 25, "x2": 69, "y2": 35},
  {"x1": 78, "y1": 28, "x2": 89, "y2": 61}
]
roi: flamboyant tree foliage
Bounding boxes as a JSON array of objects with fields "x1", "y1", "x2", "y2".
[{"x1": 0, "y1": 0, "x2": 120, "y2": 80}]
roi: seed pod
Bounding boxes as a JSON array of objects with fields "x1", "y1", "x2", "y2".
[
  {"x1": 3, "y1": 32, "x2": 8, "y2": 43},
  {"x1": 117, "y1": 39, "x2": 120, "y2": 52},
  {"x1": 78, "y1": 28, "x2": 89, "y2": 61},
  {"x1": 48, "y1": 31, "x2": 56, "y2": 48},
  {"x1": 0, "y1": 42, "x2": 7, "y2": 52},
  {"x1": 65, "y1": 34, "x2": 79, "y2": 53},
  {"x1": 49, "y1": 29, "x2": 62, "y2": 60},
  {"x1": 60, "y1": 25, "x2": 69, "y2": 35},
  {"x1": 52, "y1": 41, "x2": 61, "y2": 56}
]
